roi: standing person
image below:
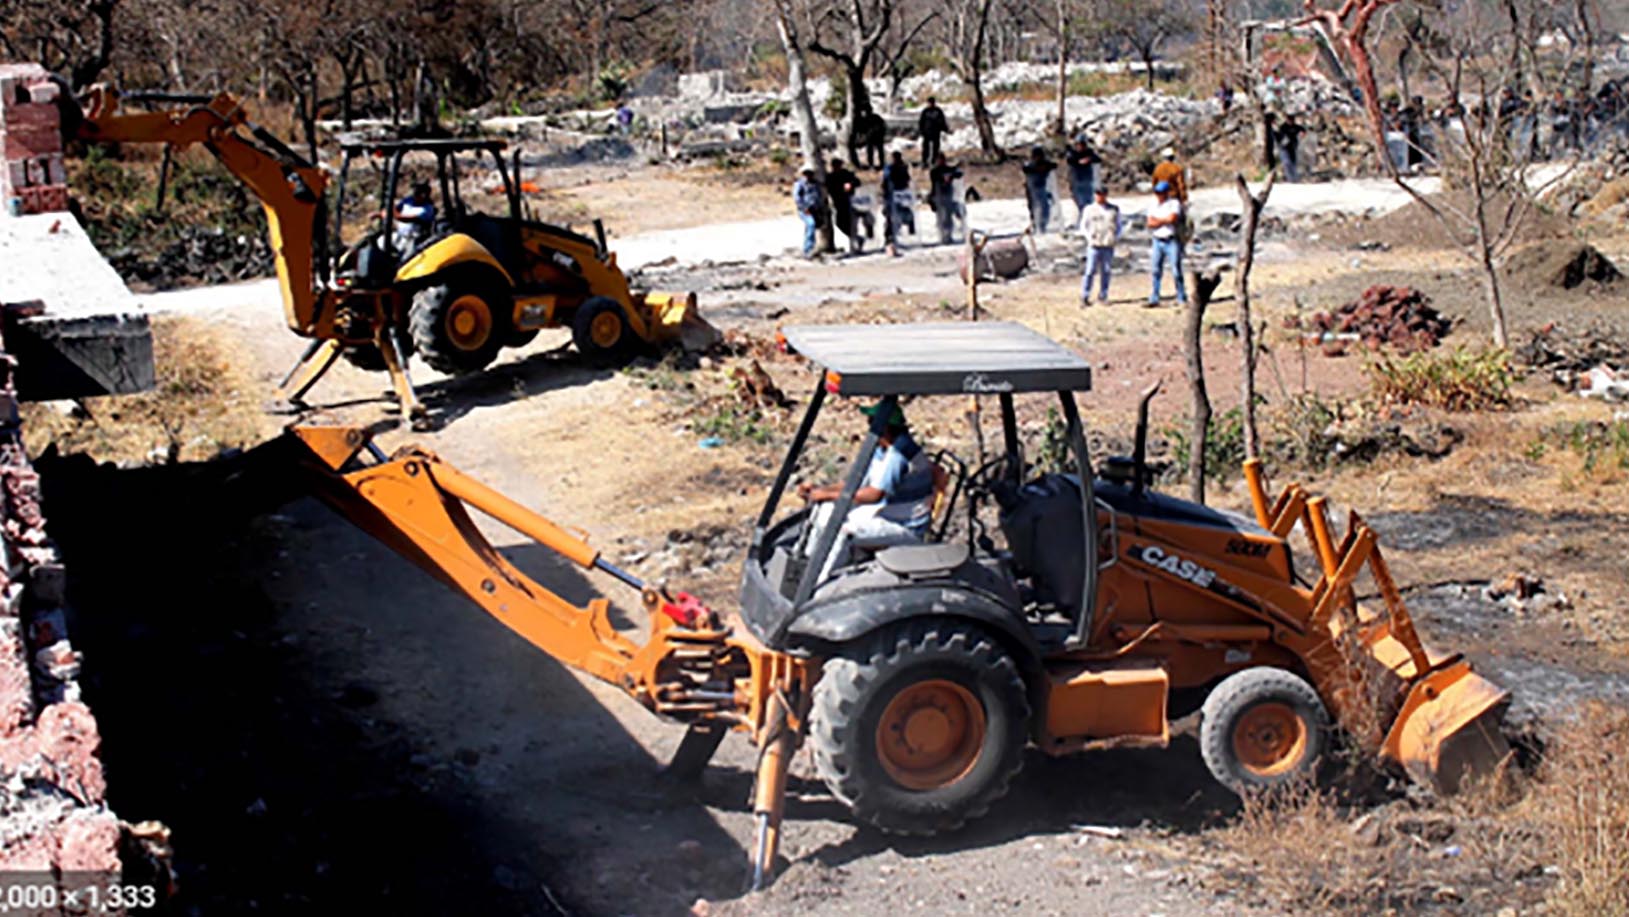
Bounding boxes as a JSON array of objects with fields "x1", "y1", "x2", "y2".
[
  {"x1": 1021, "y1": 146, "x2": 1057, "y2": 234},
  {"x1": 928, "y1": 152, "x2": 964, "y2": 245},
  {"x1": 793, "y1": 167, "x2": 824, "y2": 258},
  {"x1": 825, "y1": 158, "x2": 864, "y2": 254},
  {"x1": 881, "y1": 151, "x2": 913, "y2": 256},
  {"x1": 1150, "y1": 147, "x2": 1187, "y2": 203},
  {"x1": 615, "y1": 101, "x2": 634, "y2": 135},
  {"x1": 918, "y1": 97, "x2": 948, "y2": 167},
  {"x1": 1078, "y1": 186, "x2": 1122, "y2": 305},
  {"x1": 1146, "y1": 181, "x2": 1187, "y2": 307},
  {"x1": 1064, "y1": 137, "x2": 1101, "y2": 225},
  {"x1": 858, "y1": 108, "x2": 887, "y2": 169},
  {"x1": 1276, "y1": 113, "x2": 1304, "y2": 182}
]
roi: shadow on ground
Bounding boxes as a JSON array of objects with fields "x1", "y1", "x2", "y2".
[{"x1": 41, "y1": 452, "x2": 743, "y2": 916}]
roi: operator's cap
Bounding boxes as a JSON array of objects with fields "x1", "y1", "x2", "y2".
[
  {"x1": 861, "y1": 402, "x2": 908, "y2": 426},
  {"x1": 1161, "y1": 146, "x2": 1176, "y2": 158},
  {"x1": 1153, "y1": 180, "x2": 1172, "y2": 193}
]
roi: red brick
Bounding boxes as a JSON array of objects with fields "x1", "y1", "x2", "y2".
[
  {"x1": 34, "y1": 702, "x2": 107, "y2": 802},
  {"x1": 0, "y1": 620, "x2": 31, "y2": 734},
  {"x1": 0, "y1": 830, "x2": 57, "y2": 872},
  {"x1": 54, "y1": 810, "x2": 121, "y2": 873}
]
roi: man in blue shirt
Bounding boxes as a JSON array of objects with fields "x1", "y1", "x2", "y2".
[
  {"x1": 793, "y1": 167, "x2": 823, "y2": 257},
  {"x1": 392, "y1": 181, "x2": 436, "y2": 251},
  {"x1": 798, "y1": 402, "x2": 936, "y2": 583}
]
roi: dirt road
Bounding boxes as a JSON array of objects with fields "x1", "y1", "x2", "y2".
[{"x1": 44, "y1": 168, "x2": 1629, "y2": 916}]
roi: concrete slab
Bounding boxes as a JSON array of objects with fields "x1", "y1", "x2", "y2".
[{"x1": 0, "y1": 212, "x2": 154, "y2": 400}]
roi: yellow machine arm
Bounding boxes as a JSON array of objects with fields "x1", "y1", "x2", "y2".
[{"x1": 75, "y1": 88, "x2": 332, "y2": 338}]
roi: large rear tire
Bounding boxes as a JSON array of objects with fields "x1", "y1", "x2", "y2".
[
  {"x1": 570, "y1": 296, "x2": 636, "y2": 366},
  {"x1": 410, "y1": 277, "x2": 511, "y2": 375},
  {"x1": 1200, "y1": 667, "x2": 1329, "y2": 795},
  {"x1": 810, "y1": 620, "x2": 1030, "y2": 835}
]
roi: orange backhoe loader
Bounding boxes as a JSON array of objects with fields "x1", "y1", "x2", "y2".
[
  {"x1": 255, "y1": 322, "x2": 1508, "y2": 890},
  {"x1": 69, "y1": 87, "x2": 708, "y2": 428}
]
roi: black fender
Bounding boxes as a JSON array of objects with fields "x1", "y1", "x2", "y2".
[{"x1": 785, "y1": 583, "x2": 1048, "y2": 720}]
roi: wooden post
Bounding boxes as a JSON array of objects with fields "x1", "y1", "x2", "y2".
[
  {"x1": 1186, "y1": 279, "x2": 1214, "y2": 505},
  {"x1": 1235, "y1": 171, "x2": 1276, "y2": 462},
  {"x1": 966, "y1": 230, "x2": 990, "y2": 464}
]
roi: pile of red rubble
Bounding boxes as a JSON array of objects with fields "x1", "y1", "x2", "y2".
[{"x1": 1293, "y1": 285, "x2": 1454, "y2": 356}]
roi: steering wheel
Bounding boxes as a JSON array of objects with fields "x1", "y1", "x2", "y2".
[{"x1": 964, "y1": 452, "x2": 1017, "y2": 502}]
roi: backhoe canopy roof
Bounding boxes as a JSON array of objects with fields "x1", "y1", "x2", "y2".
[
  {"x1": 782, "y1": 322, "x2": 1093, "y2": 397},
  {"x1": 338, "y1": 137, "x2": 508, "y2": 155}
]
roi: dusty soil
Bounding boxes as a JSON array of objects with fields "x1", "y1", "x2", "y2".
[{"x1": 34, "y1": 156, "x2": 1629, "y2": 914}]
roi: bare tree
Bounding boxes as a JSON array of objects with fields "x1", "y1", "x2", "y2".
[
  {"x1": 1236, "y1": 170, "x2": 1276, "y2": 461},
  {"x1": 806, "y1": 0, "x2": 930, "y2": 163},
  {"x1": 1305, "y1": 0, "x2": 1587, "y2": 349},
  {"x1": 1089, "y1": 0, "x2": 1195, "y2": 93},
  {"x1": 0, "y1": 0, "x2": 121, "y2": 89},
  {"x1": 773, "y1": 0, "x2": 836, "y2": 253},
  {"x1": 943, "y1": 0, "x2": 1002, "y2": 159}
]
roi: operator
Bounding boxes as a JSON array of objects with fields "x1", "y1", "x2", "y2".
[
  {"x1": 391, "y1": 180, "x2": 437, "y2": 251},
  {"x1": 797, "y1": 402, "x2": 935, "y2": 584}
]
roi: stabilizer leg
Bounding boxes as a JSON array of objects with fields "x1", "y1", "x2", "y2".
[
  {"x1": 749, "y1": 696, "x2": 793, "y2": 892},
  {"x1": 377, "y1": 326, "x2": 429, "y2": 431},
  {"x1": 278, "y1": 338, "x2": 343, "y2": 406},
  {"x1": 665, "y1": 725, "x2": 726, "y2": 783}
]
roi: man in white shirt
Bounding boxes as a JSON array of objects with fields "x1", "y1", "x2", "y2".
[
  {"x1": 1146, "y1": 181, "x2": 1187, "y2": 307},
  {"x1": 1078, "y1": 186, "x2": 1122, "y2": 305}
]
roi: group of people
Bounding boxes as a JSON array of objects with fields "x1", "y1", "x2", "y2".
[
  {"x1": 793, "y1": 97, "x2": 968, "y2": 258},
  {"x1": 792, "y1": 101, "x2": 1194, "y2": 309}
]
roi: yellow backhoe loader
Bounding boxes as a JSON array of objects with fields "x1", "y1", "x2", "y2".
[
  {"x1": 244, "y1": 322, "x2": 1509, "y2": 891},
  {"x1": 70, "y1": 87, "x2": 709, "y2": 428}
]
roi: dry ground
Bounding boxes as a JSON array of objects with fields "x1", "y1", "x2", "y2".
[{"x1": 33, "y1": 158, "x2": 1629, "y2": 915}]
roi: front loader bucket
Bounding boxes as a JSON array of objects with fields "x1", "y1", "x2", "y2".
[
  {"x1": 1382, "y1": 660, "x2": 1511, "y2": 794},
  {"x1": 1263, "y1": 473, "x2": 1515, "y2": 797},
  {"x1": 640, "y1": 291, "x2": 721, "y2": 352}
]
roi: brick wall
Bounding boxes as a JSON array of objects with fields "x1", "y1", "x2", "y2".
[
  {"x1": 0, "y1": 329, "x2": 124, "y2": 886},
  {"x1": 0, "y1": 64, "x2": 69, "y2": 216}
]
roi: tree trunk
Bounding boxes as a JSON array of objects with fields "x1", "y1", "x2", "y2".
[
  {"x1": 1235, "y1": 172, "x2": 1276, "y2": 461},
  {"x1": 776, "y1": 3, "x2": 835, "y2": 254},
  {"x1": 969, "y1": 64, "x2": 1001, "y2": 159},
  {"x1": 1185, "y1": 293, "x2": 1212, "y2": 505},
  {"x1": 1054, "y1": 0, "x2": 1068, "y2": 137},
  {"x1": 843, "y1": 65, "x2": 872, "y2": 166},
  {"x1": 1141, "y1": 49, "x2": 1157, "y2": 93}
]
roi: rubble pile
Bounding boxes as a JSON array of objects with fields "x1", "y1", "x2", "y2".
[
  {"x1": 105, "y1": 224, "x2": 274, "y2": 290},
  {"x1": 1504, "y1": 240, "x2": 1622, "y2": 290},
  {"x1": 1297, "y1": 285, "x2": 1454, "y2": 355},
  {"x1": 939, "y1": 89, "x2": 1219, "y2": 166},
  {"x1": 1516, "y1": 323, "x2": 1629, "y2": 390},
  {"x1": 0, "y1": 326, "x2": 131, "y2": 886}
]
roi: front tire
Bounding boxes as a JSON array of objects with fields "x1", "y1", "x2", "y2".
[
  {"x1": 410, "y1": 277, "x2": 511, "y2": 375},
  {"x1": 571, "y1": 296, "x2": 636, "y2": 366},
  {"x1": 1200, "y1": 667, "x2": 1329, "y2": 795},
  {"x1": 810, "y1": 620, "x2": 1030, "y2": 835}
]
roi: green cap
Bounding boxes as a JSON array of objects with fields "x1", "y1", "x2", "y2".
[{"x1": 861, "y1": 402, "x2": 907, "y2": 425}]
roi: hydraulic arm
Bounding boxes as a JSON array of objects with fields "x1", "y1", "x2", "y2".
[
  {"x1": 76, "y1": 88, "x2": 334, "y2": 339},
  {"x1": 269, "y1": 425, "x2": 812, "y2": 887}
]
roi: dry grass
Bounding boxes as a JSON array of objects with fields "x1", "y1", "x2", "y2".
[
  {"x1": 1366, "y1": 347, "x2": 1514, "y2": 411},
  {"x1": 20, "y1": 315, "x2": 270, "y2": 464},
  {"x1": 1207, "y1": 702, "x2": 1629, "y2": 915},
  {"x1": 1536, "y1": 703, "x2": 1629, "y2": 915}
]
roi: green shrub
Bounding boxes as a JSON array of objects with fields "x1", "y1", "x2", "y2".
[
  {"x1": 1165, "y1": 407, "x2": 1247, "y2": 485},
  {"x1": 1534, "y1": 419, "x2": 1629, "y2": 472},
  {"x1": 1366, "y1": 347, "x2": 1513, "y2": 411}
]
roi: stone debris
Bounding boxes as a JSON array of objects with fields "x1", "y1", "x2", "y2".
[
  {"x1": 1517, "y1": 323, "x2": 1629, "y2": 390},
  {"x1": 1295, "y1": 285, "x2": 1452, "y2": 355},
  {"x1": 1577, "y1": 365, "x2": 1629, "y2": 402},
  {"x1": 1484, "y1": 573, "x2": 1571, "y2": 616},
  {"x1": 959, "y1": 237, "x2": 1030, "y2": 282}
]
